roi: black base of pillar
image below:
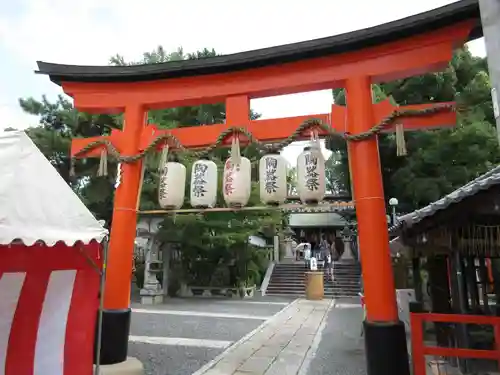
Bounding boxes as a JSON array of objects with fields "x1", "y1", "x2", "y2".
[
  {"x1": 94, "y1": 309, "x2": 131, "y2": 365},
  {"x1": 363, "y1": 320, "x2": 410, "y2": 375}
]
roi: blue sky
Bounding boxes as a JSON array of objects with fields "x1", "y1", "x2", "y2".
[{"x1": 0, "y1": 0, "x2": 486, "y2": 162}]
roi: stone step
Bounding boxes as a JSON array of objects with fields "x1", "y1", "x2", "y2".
[
  {"x1": 269, "y1": 278, "x2": 361, "y2": 283},
  {"x1": 266, "y1": 291, "x2": 360, "y2": 298},
  {"x1": 266, "y1": 260, "x2": 362, "y2": 299},
  {"x1": 274, "y1": 266, "x2": 359, "y2": 269},
  {"x1": 271, "y1": 274, "x2": 361, "y2": 277},
  {"x1": 270, "y1": 277, "x2": 361, "y2": 282},
  {"x1": 267, "y1": 285, "x2": 306, "y2": 291},
  {"x1": 266, "y1": 289, "x2": 305, "y2": 294},
  {"x1": 267, "y1": 286, "x2": 360, "y2": 293},
  {"x1": 269, "y1": 279, "x2": 361, "y2": 285},
  {"x1": 272, "y1": 268, "x2": 361, "y2": 272},
  {"x1": 274, "y1": 266, "x2": 361, "y2": 270}
]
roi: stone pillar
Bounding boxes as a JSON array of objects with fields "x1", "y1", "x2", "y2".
[
  {"x1": 341, "y1": 238, "x2": 354, "y2": 261},
  {"x1": 162, "y1": 245, "x2": 171, "y2": 299},
  {"x1": 273, "y1": 235, "x2": 280, "y2": 262},
  {"x1": 140, "y1": 239, "x2": 164, "y2": 305},
  {"x1": 283, "y1": 238, "x2": 295, "y2": 260}
]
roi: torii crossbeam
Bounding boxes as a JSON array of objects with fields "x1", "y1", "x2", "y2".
[
  {"x1": 71, "y1": 99, "x2": 456, "y2": 157},
  {"x1": 35, "y1": 2, "x2": 480, "y2": 374}
]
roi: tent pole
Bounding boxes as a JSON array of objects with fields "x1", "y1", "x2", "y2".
[{"x1": 94, "y1": 237, "x2": 109, "y2": 375}]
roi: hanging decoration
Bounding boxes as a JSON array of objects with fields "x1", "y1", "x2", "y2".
[
  {"x1": 223, "y1": 133, "x2": 251, "y2": 208},
  {"x1": 158, "y1": 148, "x2": 186, "y2": 210},
  {"x1": 395, "y1": 124, "x2": 407, "y2": 156},
  {"x1": 297, "y1": 131, "x2": 325, "y2": 204},
  {"x1": 259, "y1": 151, "x2": 287, "y2": 205},
  {"x1": 97, "y1": 148, "x2": 108, "y2": 177},
  {"x1": 190, "y1": 157, "x2": 218, "y2": 208},
  {"x1": 114, "y1": 163, "x2": 122, "y2": 189}
]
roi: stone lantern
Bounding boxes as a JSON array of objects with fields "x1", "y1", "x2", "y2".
[
  {"x1": 137, "y1": 228, "x2": 164, "y2": 305},
  {"x1": 340, "y1": 225, "x2": 354, "y2": 261},
  {"x1": 282, "y1": 226, "x2": 296, "y2": 260}
]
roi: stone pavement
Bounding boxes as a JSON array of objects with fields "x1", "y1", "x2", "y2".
[
  {"x1": 305, "y1": 299, "x2": 366, "y2": 375},
  {"x1": 195, "y1": 298, "x2": 335, "y2": 375},
  {"x1": 127, "y1": 297, "x2": 295, "y2": 375}
]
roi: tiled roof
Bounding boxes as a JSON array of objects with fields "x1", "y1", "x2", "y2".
[{"x1": 390, "y1": 165, "x2": 500, "y2": 233}]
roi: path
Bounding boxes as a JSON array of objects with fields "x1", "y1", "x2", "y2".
[
  {"x1": 195, "y1": 298, "x2": 367, "y2": 375},
  {"x1": 305, "y1": 299, "x2": 367, "y2": 375},
  {"x1": 127, "y1": 297, "x2": 294, "y2": 375}
]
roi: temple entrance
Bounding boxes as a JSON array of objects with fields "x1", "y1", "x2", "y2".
[{"x1": 35, "y1": 3, "x2": 480, "y2": 374}]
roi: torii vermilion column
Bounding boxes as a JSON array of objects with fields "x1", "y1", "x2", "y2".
[{"x1": 36, "y1": 3, "x2": 479, "y2": 374}]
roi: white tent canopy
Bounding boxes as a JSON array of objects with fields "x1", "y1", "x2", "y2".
[{"x1": 0, "y1": 131, "x2": 108, "y2": 246}]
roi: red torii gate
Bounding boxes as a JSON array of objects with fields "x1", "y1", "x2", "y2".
[{"x1": 36, "y1": 2, "x2": 480, "y2": 374}]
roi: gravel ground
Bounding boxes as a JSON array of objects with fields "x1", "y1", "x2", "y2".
[
  {"x1": 128, "y1": 297, "x2": 291, "y2": 375},
  {"x1": 131, "y1": 298, "x2": 288, "y2": 316},
  {"x1": 128, "y1": 342, "x2": 224, "y2": 375},
  {"x1": 130, "y1": 313, "x2": 265, "y2": 342},
  {"x1": 305, "y1": 302, "x2": 367, "y2": 375}
]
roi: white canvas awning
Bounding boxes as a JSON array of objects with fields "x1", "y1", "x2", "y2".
[{"x1": 0, "y1": 131, "x2": 108, "y2": 246}]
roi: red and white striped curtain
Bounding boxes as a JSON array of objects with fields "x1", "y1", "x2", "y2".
[{"x1": 0, "y1": 242, "x2": 102, "y2": 375}]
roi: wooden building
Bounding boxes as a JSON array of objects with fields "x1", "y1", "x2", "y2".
[
  {"x1": 286, "y1": 201, "x2": 357, "y2": 259},
  {"x1": 390, "y1": 166, "x2": 500, "y2": 372}
]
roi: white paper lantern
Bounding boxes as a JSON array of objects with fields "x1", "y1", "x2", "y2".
[
  {"x1": 223, "y1": 136, "x2": 251, "y2": 207},
  {"x1": 297, "y1": 144, "x2": 325, "y2": 204},
  {"x1": 259, "y1": 153, "x2": 287, "y2": 205},
  {"x1": 158, "y1": 161, "x2": 186, "y2": 209},
  {"x1": 190, "y1": 158, "x2": 218, "y2": 208}
]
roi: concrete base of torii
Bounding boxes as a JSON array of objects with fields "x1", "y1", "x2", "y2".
[{"x1": 94, "y1": 357, "x2": 144, "y2": 375}]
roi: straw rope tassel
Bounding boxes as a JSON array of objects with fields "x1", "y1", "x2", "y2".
[
  {"x1": 395, "y1": 123, "x2": 407, "y2": 156},
  {"x1": 230, "y1": 131, "x2": 242, "y2": 165},
  {"x1": 97, "y1": 148, "x2": 108, "y2": 176},
  {"x1": 158, "y1": 145, "x2": 169, "y2": 173}
]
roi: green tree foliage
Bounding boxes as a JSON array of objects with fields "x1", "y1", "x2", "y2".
[
  {"x1": 19, "y1": 95, "x2": 120, "y2": 221},
  {"x1": 20, "y1": 46, "x2": 281, "y2": 288},
  {"x1": 328, "y1": 47, "x2": 499, "y2": 212}
]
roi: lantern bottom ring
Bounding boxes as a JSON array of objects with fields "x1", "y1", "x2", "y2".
[
  {"x1": 162, "y1": 205, "x2": 181, "y2": 210},
  {"x1": 302, "y1": 199, "x2": 321, "y2": 205},
  {"x1": 228, "y1": 203, "x2": 244, "y2": 209},
  {"x1": 265, "y1": 201, "x2": 282, "y2": 207}
]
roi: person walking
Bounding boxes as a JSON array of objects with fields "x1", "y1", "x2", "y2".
[
  {"x1": 303, "y1": 244, "x2": 311, "y2": 269},
  {"x1": 325, "y1": 250, "x2": 333, "y2": 281},
  {"x1": 330, "y1": 240, "x2": 338, "y2": 281}
]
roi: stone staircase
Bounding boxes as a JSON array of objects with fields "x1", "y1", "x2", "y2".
[
  {"x1": 324, "y1": 260, "x2": 362, "y2": 297},
  {"x1": 265, "y1": 260, "x2": 362, "y2": 297}
]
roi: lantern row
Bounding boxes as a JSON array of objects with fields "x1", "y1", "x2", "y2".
[{"x1": 158, "y1": 136, "x2": 326, "y2": 210}]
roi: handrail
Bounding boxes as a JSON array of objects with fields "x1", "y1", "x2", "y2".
[{"x1": 410, "y1": 312, "x2": 500, "y2": 375}]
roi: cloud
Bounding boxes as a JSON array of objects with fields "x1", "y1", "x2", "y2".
[
  {"x1": 0, "y1": 103, "x2": 37, "y2": 130},
  {"x1": 0, "y1": 0, "x2": 471, "y2": 68},
  {"x1": 0, "y1": 0, "x2": 486, "y2": 136}
]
